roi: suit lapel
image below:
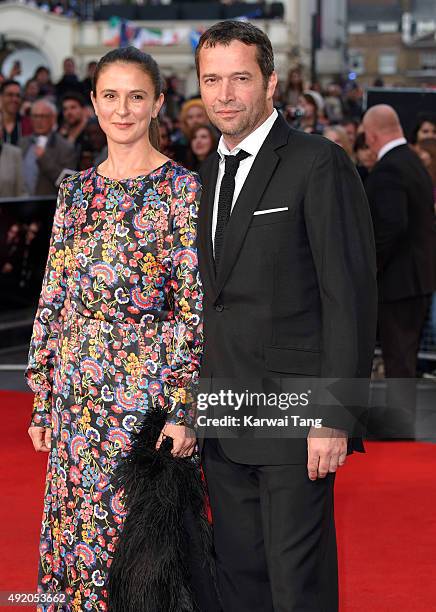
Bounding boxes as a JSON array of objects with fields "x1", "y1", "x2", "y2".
[
  {"x1": 198, "y1": 152, "x2": 219, "y2": 300},
  {"x1": 214, "y1": 114, "x2": 291, "y2": 298}
]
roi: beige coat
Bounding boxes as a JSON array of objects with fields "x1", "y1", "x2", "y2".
[{"x1": 0, "y1": 143, "x2": 26, "y2": 198}]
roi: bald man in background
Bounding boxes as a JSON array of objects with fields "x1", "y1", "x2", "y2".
[{"x1": 363, "y1": 105, "x2": 436, "y2": 437}]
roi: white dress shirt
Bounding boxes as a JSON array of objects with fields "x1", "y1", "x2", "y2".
[
  {"x1": 212, "y1": 109, "x2": 278, "y2": 246},
  {"x1": 377, "y1": 137, "x2": 407, "y2": 161}
]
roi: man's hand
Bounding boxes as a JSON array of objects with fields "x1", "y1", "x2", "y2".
[
  {"x1": 155, "y1": 424, "x2": 196, "y2": 458},
  {"x1": 28, "y1": 426, "x2": 52, "y2": 452},
  {"x1": 34, "y1": 146, "x2": 46, "y2": 159},
  {"x1": 307, "y1": 426, "x2": 347, "y2": 481}
]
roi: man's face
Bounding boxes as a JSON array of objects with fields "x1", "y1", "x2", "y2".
[
  {"x1": 31, "y1": 104, "x2": 56, "y2": 135},
  {"x1": 63, "y1": 99, "x2": 85, "y2": 127},
  {"x1": 2, "y1": 84, "x2": 22, "y2": 115},
  {"x1": 64, "y1": 59, "x2": 76, "y2": 75},
  {"x1": 198, "y1": 40, "x2": 277, "y2": 147}
]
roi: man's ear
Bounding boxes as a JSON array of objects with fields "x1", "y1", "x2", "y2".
[{"x1": 267, "y1": 71, "x2": 278, "y2": 101}]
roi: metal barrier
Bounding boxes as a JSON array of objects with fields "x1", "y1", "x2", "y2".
[{"x1": 0, "y1": 195, "x2": 435, "y2": 361}]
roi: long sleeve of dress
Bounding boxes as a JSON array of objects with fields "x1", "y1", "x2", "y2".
[
  {"x1": 163, "y1": 172, "x2": 203, "y2": 426},
  {"x1": 25, "y1": 181, "x2": 69, "y2": 427}
]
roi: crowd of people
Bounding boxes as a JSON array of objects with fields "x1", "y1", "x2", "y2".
[
  {"x1": 1, "y1": 59, "x2": 436, "y2": 204},
  {"x1": 1, "y1": 56, "x2": 436, "y2": 377}
]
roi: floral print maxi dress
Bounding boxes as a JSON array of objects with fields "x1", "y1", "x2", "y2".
[{"x1": 25, "y1": 161, "x2": 203, "y2": 611}]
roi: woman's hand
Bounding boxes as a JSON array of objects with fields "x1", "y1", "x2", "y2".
[
  {"x1": 155, "y1": 424, "x2": 196, "y2": 458},
  {"x1": 28, "y1": 426, "x2": 52, "y2": 452}
]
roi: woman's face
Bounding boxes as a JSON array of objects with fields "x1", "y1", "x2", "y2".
[
  {"x1": 91, "y1": 62, "x2": 163, "y2": 147},
  {"x1": 191, "y1": 128, "x2": 213, "y2": 159},
  {"x1": 25, "y1": 80, "x2": 39, "y2": 99},
  {"x1": 356, "y1": 146, "x2": 377, "y2": 170},
  {"x1": 299, "y1": 96, "x2": 315, "y2": 119},
  {"x1": 417, "y1": 121, "x2": 436, "y2": 142}
]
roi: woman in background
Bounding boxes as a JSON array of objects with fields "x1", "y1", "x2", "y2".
[
  {"x1": 323, "y1": 124, "x2": 353, "y2": 159},
  {"x1": 186, "y1": 124, "x2": 218, "y2": 172}
]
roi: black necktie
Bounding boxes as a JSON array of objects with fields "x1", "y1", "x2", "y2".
[{"x1": 214, "y1": 149, "x2": 251, "y2": 267}]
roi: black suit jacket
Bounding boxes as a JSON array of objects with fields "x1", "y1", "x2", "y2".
[
  {"x1": 364, "y1": 144, "x2": 436, "y2": 303},
  {"x1": 197, "y1": 113, "x2": 377, "y2": 464}
]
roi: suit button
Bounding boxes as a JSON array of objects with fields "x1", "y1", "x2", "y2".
[{"x1": 215, "y1": 304, "x2": 224, "y2": 312}]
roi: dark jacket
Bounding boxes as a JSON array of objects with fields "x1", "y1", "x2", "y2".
[
  {"x1": 365, "y1": 143, "x2": 436, "y2": 303},
  {"x1": 197, "y1": 113, "x2": 378, "y2": 464}
]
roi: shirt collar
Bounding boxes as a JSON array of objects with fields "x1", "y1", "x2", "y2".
[
  {"x1": 378, "y1": 137, "x2": 407, "y2": 161},
  {"x1": 217, "y1": 108, "x2": 278, "y2": 160}
]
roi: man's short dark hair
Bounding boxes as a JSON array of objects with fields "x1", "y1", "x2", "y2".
[
  {"x1": 195, "y1": 20, "x2": 274, "y2": 88},
  {"x1": 0, "y1": 79, "x2": 21, "y2": 95},
  {"x1": 62, "y1": 91, "x2": 86, "y2": 107}
]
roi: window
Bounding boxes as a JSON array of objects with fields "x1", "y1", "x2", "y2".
[
  {"x1": 421, "y1": 53, "x2": 436, "y2": 70},
  {"x1": 378, "y1": 52, "x2": 397, "y2": 74},
  {"x1": 349, "y1": 50, "x2": 365, "y2": 75}
]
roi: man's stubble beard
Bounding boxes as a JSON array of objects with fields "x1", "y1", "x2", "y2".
[{"x1": 210, "y1": 98, "x2": 268, "y2": 141}]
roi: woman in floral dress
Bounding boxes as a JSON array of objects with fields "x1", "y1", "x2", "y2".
[{"x1": 26, "y1": 47, "x2": 203, "y2": 611}]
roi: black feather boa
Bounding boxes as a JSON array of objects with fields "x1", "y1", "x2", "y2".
[{"x1": 106, "y1": 406, "x2": 219, "y2": 612}]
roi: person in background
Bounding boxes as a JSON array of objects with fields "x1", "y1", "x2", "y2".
[
  {"x1": 164, "y1": 75, "x2": 185, "y2": 121},
  {"x1": 410, "y1": 113, "x2": 436, "y2": 145},
  {"x1": 59, "y1": 92, "x2": 89, "y2": 162},
  {"x1": 289, "y1": 90, "x2": 324, "y2": 134},
  {"x1": 55, "y1": 57, "x2": 83, "y2": 102},
  {"x1": 0, "y1": 111, "x2": 26, "y2": 197},
  {"x1": 158, "y1": 118, "x2": 175, "y2": 159},
  {"x1": 323, "y1": 125, "x2": 353, "y2": 159},
  {"x1": 414, "y1": 137, "x2": 436, "y2": 373},
  {"x1": 284, "y1": 66, "x2": 304, "y2": 107},
  {"x1": 33, "y1": 66, "x2": 55, "y2": 98},
  {"x1": 82, "y1": 117, "x2": 108, "y2": 166},
  {"x1": 342, "y1": 82, "x2": 363, "y2": 122},
  {"x1": 173, "y1": 97, "x2": 210, "y2": 164},
  {"x1": 354, "y1": 132, "x2": 377, "y2": 181},
  {"x1": 363, "y1": 104, "x2": 436, "y2": 438},
  {"x1": 341, "y1": 118, "x2": 359, "y2": 150},
  {"x1": 21, "y1": 79, "x2": 41, "y2": 116},
  {"x1": 180, "y1": 98, "x2": 209, "y2": 138},
  {"x1": 20, "y1": 99, "x2": 76, "y2": 195},
  {"x1": 0, "y1": 80, "x2": 32, "y2": 145},
  {"x1": 324, "y1": 83, "x2": 344, "y2": 124},
  {"x1": 81, "y1": 60, "x2": 97, "y2": 103},
  {"x1": 186, "y1": 124, "x2": 218, "y2": 172}
]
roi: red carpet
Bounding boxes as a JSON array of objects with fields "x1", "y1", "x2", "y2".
[{"x1": 1, "y1": 390, "x2": 435, "y2": 611}]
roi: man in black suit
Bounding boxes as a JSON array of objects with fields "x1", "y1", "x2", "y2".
[
  {"x1": 195, "y1": 21, "x2": 377, "y2": 611},
  {"x1": 363, "y1": 105, "x2": 436, "y2": 437}
]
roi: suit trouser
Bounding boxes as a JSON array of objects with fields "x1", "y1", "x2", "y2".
[
  {"x1": 202, "y1": 438, "x2": 338, "y2": 612},
  {"x1": 378, "y1": 296, "x2": 431, "y2": 433}
]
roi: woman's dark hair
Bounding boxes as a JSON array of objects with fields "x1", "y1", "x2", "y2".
[
  {"x1": 92, "y1": 46, "x2": 163, "y2": 150},
  {"x1": 354, "y1": 132, "x2": 368, "y2": 153},
  {"x1": 195, "y1": 20, "x2": 274, "y2": 88},
  {"x1": 191, "y1": 124, "x2": 218, "y2": 150},
  {"x1": 186, "y1": 124, "x2": 218, "y2": 171},
  {"x1": 409, "y1": 112, "x2": 436, "y2": 145},
  {"x1": 416, "y1": 137, "x2": 436, "y2": 186}
]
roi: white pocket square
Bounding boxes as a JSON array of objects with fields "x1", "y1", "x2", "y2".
[{"x1": 253, "y1": 207, "x2": 288, "y2": 216}]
